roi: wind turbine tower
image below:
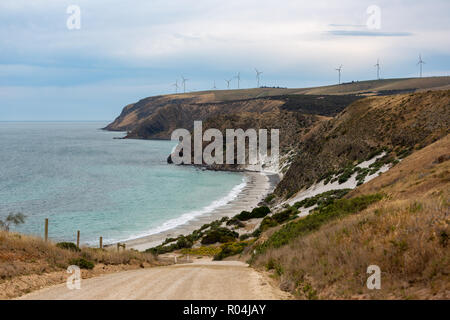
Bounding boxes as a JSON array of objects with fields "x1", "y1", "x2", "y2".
[
  {"x1": 417, "y1": 54, "x2": 425, "y2": 78},
  {"x1": 172, "y1": 80, "x2": 179, "y2": 93},
  {"x1": 213, "y1": 80, "x2": 217, "y2": 89},
  {"x1": 374, "y1": 59, "x2": 380, "y2": 80},
  {"x1": 181, "y1": 76, "x2": 188, "y2": 93},
  {"x1": 235, "y1": 72, "x2": 241, "y2": 89},
  {"x1": 255, "y1": 68, "x2": 263, "y2": 88},
  {"x1": 225, "y1": 79, "x2": 231, "y2": 90},
  {"x1": 335, "y1": 65, "x2": 343, "y2": 84}
]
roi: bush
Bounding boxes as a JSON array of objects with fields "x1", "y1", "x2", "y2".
[
  {"x1": 338, "y1": 167, "x2": 355, "y2": 184},
  {"x1": 68, "y1": 258, "x2": 95, "y2": 269},
  {"x1": 235, "y1": 206, "x2": 271, "y2": 221},
  {"x1": 293, "y1": 189, "x2": 351, "y2": 209},
  {"x1": 259, "y1": 216, "x2": 278, "y2": 232},
  {"x1": 176, "y1": 236, "x2": 193, "y2": 249},
  {"x1": 213, "y1": 240, "x2": 253, "y2": 260},
  {"x1": 258, "y1": 194, "x2": 383, "y2": 251},
  {"x1": 239, "y1": 233, "x2": 251, "y2": 241},
  {"x1": 272, "y1": 207, "x2": 298, "y2": 224},
  {"x1": 0, "y1": 212, "x2": 26, "y2": 231},
  {"x1": 201, "y1": 228, "x2": 239, "y2": 245},
  {"x1": 264, "y1": 194, "x2": 276, "y2": 203},
  {"x1": 226, "y1": 217, "x2": 245, "y2": 227},
  {"x1": 56, "y1": 242, "x2": 80, "y2": 252},
  {"x1": 180, "y1": 246, "x2": 221, "y2": 256}
]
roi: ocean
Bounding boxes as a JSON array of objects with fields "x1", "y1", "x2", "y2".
[{"x1": 0, "y1": 122, "x2": 244, "y2": 245}]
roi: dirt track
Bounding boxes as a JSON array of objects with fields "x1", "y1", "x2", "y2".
[{"x1": 19, "y1": 259, "x2": 291, "y2": 300}]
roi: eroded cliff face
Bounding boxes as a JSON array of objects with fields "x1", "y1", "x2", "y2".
[
  {"x1": 275, "y1": 90, "x2": 450, "y2": 197},
  {"x1": 104, "y1": 89, "x2": 359, "y2": 140},
  {"x1": 104, "y1": 90, "x2": 360, "y2": 174}
]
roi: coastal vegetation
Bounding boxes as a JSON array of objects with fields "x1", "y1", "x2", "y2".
[
  {"x1": 250, "y1": 135, "x2": 449, "y2": 299},
  {"x1": 0, "y1": 231, "x2": 161, "y2": 299},
  {"x1": 0, "y1": 213, "x2": 26, "y2": 232}
]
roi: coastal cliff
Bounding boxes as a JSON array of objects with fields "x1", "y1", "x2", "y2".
[{"x1": 106, "y1": 76, "x2": 450, "y2": 192}]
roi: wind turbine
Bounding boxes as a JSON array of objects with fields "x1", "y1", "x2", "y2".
[
  {"x1": 417, "y1": 54, "x2": 425, "y2": 78},
  {"x1": 235, "y1": 72, "x2": 241, "y2": 89},
  {"x1": 335, "y1": 65, "x2": 343, "y2": 84},
  {"x1": 255, "y1": 68, "x2": 263, "y2": 87},
  {"x1": 181, "y1": 76, "x2": 189, "y2": 93},
  {"x1": 172, "y1": 80, "x2": 180, "y2": 93},
  {"x1": 374, "y1": 59, "x2": 380, "y2": 80},
  {"x1": 225, "y1": 79, "x2": 232, "y2": 90},
  {"x1": 212, "y1": 80, "x2": 217, "y2": 89}
]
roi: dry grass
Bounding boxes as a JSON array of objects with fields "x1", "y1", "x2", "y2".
[
  {"x1": 252, "y1": 135, "x2": 450, "y2": 299},
  {"x1": 253, "y1": 198, "x2": 448, "y2": 299},
  {"x1": 0, "y1": 232, "x2": 163, "y2": 299}
]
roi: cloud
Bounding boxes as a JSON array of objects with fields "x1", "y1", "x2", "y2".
[
  {"x1": 327, "y1": 30, "x2": 413, "y2": 37},
  {"x1": 0, "y1": 0, "x2": 449, "y2": 120}
]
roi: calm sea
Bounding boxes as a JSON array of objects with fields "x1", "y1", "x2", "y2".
[{"x1": 0, "y1": 122, "x2": 244, "y2": 245}]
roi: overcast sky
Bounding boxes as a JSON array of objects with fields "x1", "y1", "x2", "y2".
[{"x1": 1, "y1": 0, "x2": 449, "y2": 120}]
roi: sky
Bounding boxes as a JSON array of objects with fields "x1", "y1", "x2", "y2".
[{"x1": 0, "y1": 0, "x2": 449, "y2": 121}]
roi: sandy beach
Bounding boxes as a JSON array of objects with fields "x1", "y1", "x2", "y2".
[{"x1": 122, "y1": 171, "x2": 278, "y2": 251}]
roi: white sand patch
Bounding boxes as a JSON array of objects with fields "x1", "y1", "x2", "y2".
[
  {"x1": 284, "y1": 153, "x2": 392, "y2": 207},
  {"x1": 357, "y1": 152, "x2": 386, "y2": 168},
  {"x1": 364, "y1": 163, "x2": 391, "y2": 183}
]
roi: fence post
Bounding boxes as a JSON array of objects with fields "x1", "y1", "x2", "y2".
[
  {"x1": 117, "y1": 243, "x2": 120, "y2": 252},
  {"x1": 99, "y1": 237, "x2": 103, "y2": 249},
  {"x1": 44, "y1": 218, "x2": 48, "y2": 242},
  {"x1": 76, "y1": 230, "x2": 80, "y2": 248}
]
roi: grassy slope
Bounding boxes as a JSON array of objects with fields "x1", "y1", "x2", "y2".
[
  {"x1": 251, "y1": 135, "x2": 449, "y2": 299},
  {"x1": 277, "y1": 90, "x2": 450, "y2": 197},
  {"x1": 0, "y1": 232, "x2": 162, "y2": 299}
]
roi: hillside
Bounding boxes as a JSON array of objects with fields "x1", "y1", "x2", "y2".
[
  {"x1": 105, "y1": 76, "x2": 450, "y2": 140},
  {"x1": 250, "y1": 134, "x2": 449, "y2": 299},
  {"x1": 276, "y1": 90, "x2": 450, "y2": 198}
]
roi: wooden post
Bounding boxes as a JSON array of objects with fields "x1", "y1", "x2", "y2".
[
  {"x1": 99, "y1": 237, "x2": 103, "y2": 249},
  {"x1": 44, "y1": 218, "x2": 48, "y2": 242},
  {"x1": 76, "y1": 230, "x2": 80, "y2": 248},
  {"x1": 117, "y1": 243, "x2": 120, "y2": 252},
  {"x1": 123, "y1": 243, "x2": 126, "y2": 250}
]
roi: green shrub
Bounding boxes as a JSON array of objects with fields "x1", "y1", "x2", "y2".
[
  {"x1": 176, "y1": 236, "x2": 193, "y2": 249},
  {"x1": 56, "y1": 242, "x2": 80, "y2": 252},
  {"x1": 272, "y1": 207, "x2": 297, "y2": 224},
  {"x1": 235, "y1": 206, "x2": 270, "y2": 221},
  {"x1": 213, "y1": 240, "x2": 253, "y2": 260},
  {"x1": 257, "y1": 194, "x2": 383, "y2": 252},
  {"x1": 239, "y1": 233, "x2": 251, "y2": 241},
  {"x1": 68, "y1": 258, "x2": 95, "y2": 269},
  {"x1": 293, "y1": 189, "x2": 351, "y2": 210},
  {"x1": 226, "y1": 217, "x2": 245, "y2": 227},
  {"x1": 264, "y1": 194, "x2": 275, "y2": 203},
  {"x1": 259, "y1": 216, "x2": 278, "y2": 232},
  {"x1": 201, "y1": 228, "x2": 239, "y2": 244},
  {"x1": 338, "y1": 166, "x2": 355, "y2": 184}
]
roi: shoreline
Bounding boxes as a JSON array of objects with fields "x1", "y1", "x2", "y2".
[{"x1": 122, "y1": 171, "x2": 278, "y2": 251}]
